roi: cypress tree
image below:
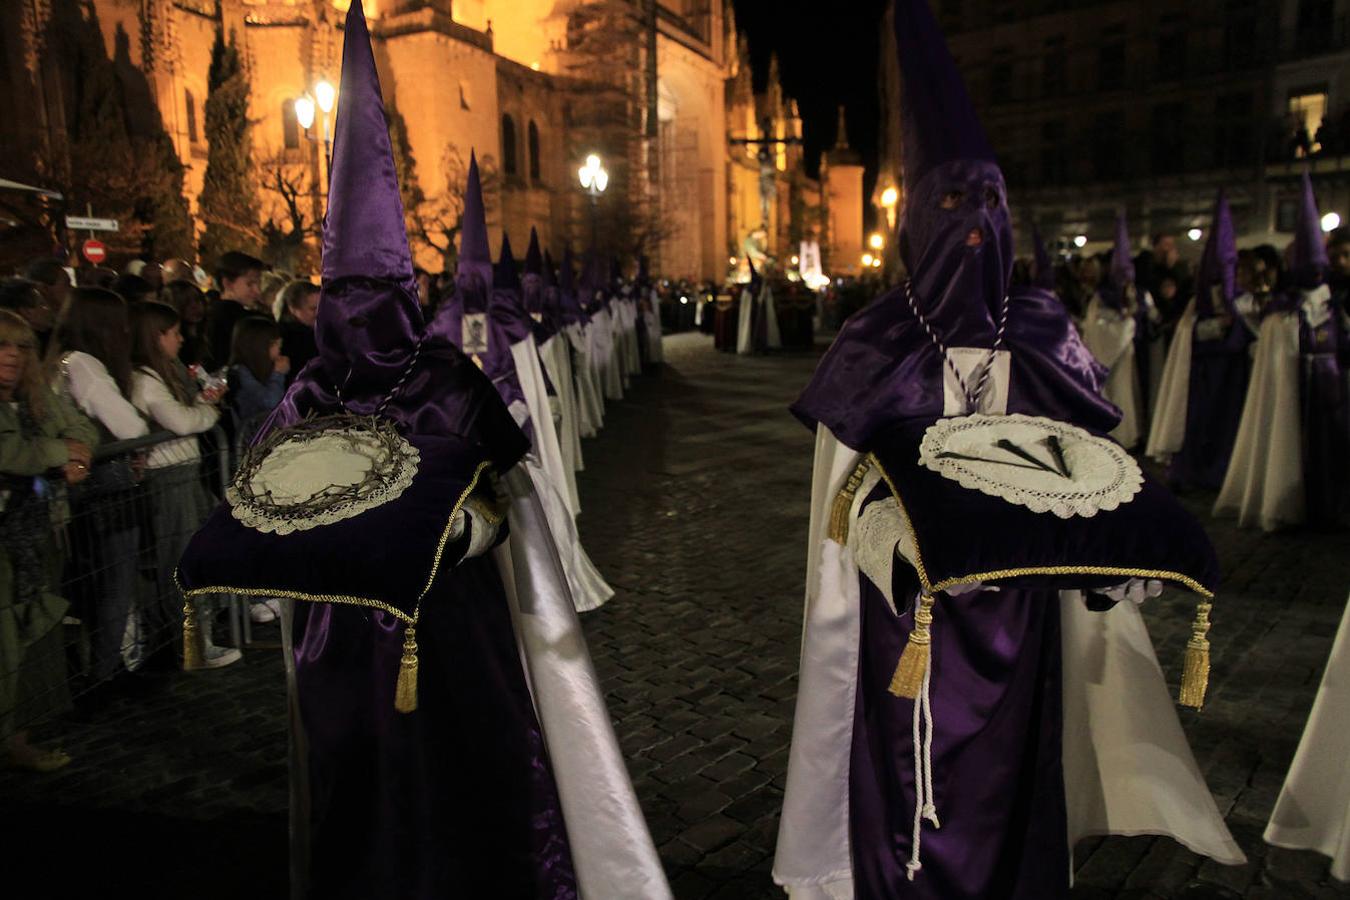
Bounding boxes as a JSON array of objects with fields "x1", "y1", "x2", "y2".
[{"x1": 198, "y1": 27, "x2": 262, "y2": 264}]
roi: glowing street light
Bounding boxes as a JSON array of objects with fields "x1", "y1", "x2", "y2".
[
  {"x1": 1187, "y1": 227, "x2": 1203, "y2": 241},
  {"x1": 861, "y1": 252, "x2": 875, "y2": 267},
  {"x1": 880, "y1": 184, "x2": 900, "y2": 230},
  {"x1": 868, "y1": 232, "x2": 885, "y2": 251},
  {"x1": 1322, "y1": 212, "x2": 1342, "y2": 232},
  {"x1": 293, "y1": 95, "x2": 316, "y2": 131},
  {"x1": 1073, "y1": 235, "x2": 1088, "y2": 249},
  {"x1": 314, "y1": 79, "x2": 336, "y2": 115},
  {"x1": 579, "y1": 153, "x2": 609, "y2": 246}
]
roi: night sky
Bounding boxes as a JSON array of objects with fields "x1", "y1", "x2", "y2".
[{"x1": 731, "y1": 0, "x2": 889, "y2": 206}]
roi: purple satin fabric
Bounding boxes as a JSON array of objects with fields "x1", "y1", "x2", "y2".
[
  {"x1": 1171, "y1": 321, "x2": 1251, "y2": 490},
  {"x1": 524, "y1": 274, "x2": 560, "y2": 345},
  {"x1": 792, "y1": 286, "x2": 1119, "y2": 450},
  {"x1": 850, "y1": 486, "x2": 1068, "y2": 899},
  {"x1": 1300, "y1": 310, "x2": 1350, "y2": 526},
  {"x1": 293, "y1": 555, "x2": 577, "y2": 899}
]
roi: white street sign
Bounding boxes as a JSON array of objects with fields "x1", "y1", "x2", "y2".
[{"x1": 65, "y1": 215, "x2": 120, "y2": 232}]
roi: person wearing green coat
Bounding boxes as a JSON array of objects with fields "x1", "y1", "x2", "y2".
[{"x1": 0, "y1": 307, "x2": 97, "y2": 772}]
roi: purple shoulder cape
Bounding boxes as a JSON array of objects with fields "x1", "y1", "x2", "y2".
[{"x1": 791, "y1": 285, "x2": 1120, "y2": 450}]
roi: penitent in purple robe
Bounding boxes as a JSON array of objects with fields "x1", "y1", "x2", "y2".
[
  {"x1": 255, "y1": 4, "x2": 577, "y2": 895},
  {"x1": 784, "y1": 0, "x2": 1121, "y2": 894},
  {"x1": 1171, "y1": 192, "x2": 1252, "y2": 490}
]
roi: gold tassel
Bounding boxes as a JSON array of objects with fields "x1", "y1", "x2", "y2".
[
  {"x1": 1179, "y1": 601, "x2": 1212, "y2": 710},
  {"x1": 828, "y1": 459, "x2": 872, "y2": 544},
  {"x1": 182, "y1": 600, "x2": 202, "y2": 671},
  {"x1": 394, "y1": 622, "x2": 419, "y2": 713},
  {"x1": 889, "y1": 594, "x2": 936, "y2": 699}
]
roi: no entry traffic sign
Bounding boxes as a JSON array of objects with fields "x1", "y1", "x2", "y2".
[{"x1": 82, "y1": 239, "x2": 107, "y2": 265}]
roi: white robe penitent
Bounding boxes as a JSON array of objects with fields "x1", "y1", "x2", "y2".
[
  {"x1": 1081, "y1": 292, "x2": 1143, "y2": 449},
  {"x1": 1265, "y1": 592, "x2": 1350, "y2": 881}
]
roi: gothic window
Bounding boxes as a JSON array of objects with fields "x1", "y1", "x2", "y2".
[
  {"x1": 1042, "y1": 37, "x2": 1066, "y2": 98},
  {"x1": 1150, "y1": 102, "x2": 1187, "y2": 175},
  {"x1": 502, "y1": 114, "x2": 518, "y2": 177},
  {"x1": 186, "y1": 89, "x2": 199, "y2": 144},
  {"x1": 1214, "y1": 92, "x2": 1253, "y2": 167},
  {"x1": 528, "y1": 120, "x2": 541, "y2": 181},
  {"x1": 282, "y1": 100, "x2": 300, "y2": 150},
  {"x1": 1098, "y1": 26, "x2": 1126, "y2": 92},
  {"x1": 1224, "y1": 0, "x2": 1258, "y2": 69},
  {"x1": 1157, "y1": 17, "x2": 1187, "y2": 82}
]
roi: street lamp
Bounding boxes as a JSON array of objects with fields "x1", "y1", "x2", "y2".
[
  {"x1": 868, "y1": 232, "x2": 885, "y2": 252},
  {"x1": 1322, "y1": 211, "x2": 1341, "y2": 232},
  {"x1": 294, "y1": 78, "x2": 337, "y2": 187},
  {"x1": 880, "y1": 185, "x2": 900, "y2": 230},
  {"x1": 1073, "y1": 234, "x2": 1088, "y2": 249},
  {"x1": 578, "y1": 153, "x2": 608, "y2": 246},
  {"x1": 1187, "y1": 227, "x2": 1203, "y2": 242}
]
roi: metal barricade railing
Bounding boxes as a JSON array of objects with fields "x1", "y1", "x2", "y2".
[{"x1": 0, "y1": 423, "x2": 264, "y2": 739}]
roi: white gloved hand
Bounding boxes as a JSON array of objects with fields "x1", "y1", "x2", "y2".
[{"x1": 1096, "y1": 578, "x2": 1164, "y2": 605}]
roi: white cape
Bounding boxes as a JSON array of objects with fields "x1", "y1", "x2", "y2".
[
  {"x1": 1081, "y1": 293, "x2": 1142, "y2": 448},
  {"x1": 763, "y1": 283, "x2": 782, "y2": 350},
  {"x1": 737, "y1": 286, "x2": 755, "y2": 355},
  {"x1": 772, "y1": 425, "x2": 1244, "y2": 898},
  {"x1": 512, "y1": 337, "x2": 578, "y2": 515},
  {"x1": 1265, "y1": 592, "x2": 1350, "y2": 881},
  {"x1": 280, "y1": 467, "x2": 666, "y2": 898},
  {"x1": 1213, "y1": 312, "x2": 1304, "y2": 531},
  {"x1": 540, "y1": 333, "x2": 585, "y2": 476},
  {"x1": 1145, "y1": 300, "x2": 1196, "y2": 461},
  {"x1": 566, "y1": 322, "x2": 604, "y2": 438},
  {"x1": 644, "y1": 288, "x2": 664, "y2": 365}
]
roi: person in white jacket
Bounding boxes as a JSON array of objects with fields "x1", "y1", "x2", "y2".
[
  {"x1": 54, "y1": 287, "x2": 149, "y2": 681},
  {"x1": 129, "y1": 300, "x2": 239, "y2": 669}
]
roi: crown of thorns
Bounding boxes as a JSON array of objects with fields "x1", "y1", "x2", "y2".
[{"x1": 231, "y1": 413, "x2": 412, "y2": 523}]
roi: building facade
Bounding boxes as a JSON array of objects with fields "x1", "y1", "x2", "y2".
[
  {"x1": 875, "y1": 0, "x2": 1350, "y2": 256},
  {"x1": 3, "y1": 0, "x2": 833, "y2": 281}
]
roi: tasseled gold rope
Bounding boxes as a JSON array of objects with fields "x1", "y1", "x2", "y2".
[
  {"x1": 1179, "y1": 600, "x2": 1212, "y2": 710},
  {"x1": 889, "y1": 593, "x2": 936, "y2": 700},
  {"x1": 828, "y1": 459, "x2": 872, "y2": 544},
  {"x1": 182, "y1": 599, "x2": 202, "y2": 670},
  {"x1": 394, "y1": 622, "x2": 420, "y2": 713}
]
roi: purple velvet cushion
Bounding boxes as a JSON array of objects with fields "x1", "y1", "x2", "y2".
[
  {"x1": 870, "y1": 418, "x2": 1219, "y2": 597},
  {"x1": 177, "y1": 434, "x2": 493, "y2": 618}
]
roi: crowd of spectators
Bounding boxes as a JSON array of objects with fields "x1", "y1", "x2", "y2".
[{"x1": 0, "y1": 247, "x2": 321, "y2": 772}]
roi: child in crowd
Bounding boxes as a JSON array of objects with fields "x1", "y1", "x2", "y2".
[
  {"x1": 228, "y1": 316, "x2": 290, "y2": 423},
  {"x1": 129, "y1": 301, "x2": 238, "y2": 669}
]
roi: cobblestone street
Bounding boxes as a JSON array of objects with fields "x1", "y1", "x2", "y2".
[{"x1": 3, "y1": 332, "x2": 1348, "y2": 899}]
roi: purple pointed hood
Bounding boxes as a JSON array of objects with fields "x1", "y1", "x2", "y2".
[
  {"x1": 314, "y1": 0, "x2": 423, "y2": 395},
  {"x1": 557, "y1": 245, "x2": 587, "y2": 325},
  {"x1": 894, "y1": 0, "x2": 1013, "y2": 347},
  {"x1": 1098, "y1": 213, "x2": 1136, "y2": 311},
  {"x1": 1291, "y1": 172, "x2": 1329, "y2": 289},
  {"x1": 1195, "y1": 191, "x2": 1238, "y2": 319},
  {"x1": 495, "y1": 232, "x2": 520, "y2": 292},
  {"x1": 1031, "y1": 224, "x2": 1055, "y2": 291},
  {"x1": 458, "y1": 151, "x2": 493, "y2": 290}
]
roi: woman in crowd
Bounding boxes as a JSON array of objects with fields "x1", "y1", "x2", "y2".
[
  {"x1": 227, "y1": 316, "x2": 290, "y2": 423},
  {"x1": 163, "y1": 280, "x2": 211, "y2": 370},
  {"x1": 0, "y1": 310, "x2": 96, "y2": 771},
  {"x1": 128, "y1": 301, "x2": 238, "y2": 669},
  {"x1": 0, "y1": 279, "x2": 57, "y2": 356},
  {"x1": 274, "y1": 280, "x2": 319, "y2": 380},
  {"x1": 51, "y1": 287, "x2": 148, "y2": 682}
]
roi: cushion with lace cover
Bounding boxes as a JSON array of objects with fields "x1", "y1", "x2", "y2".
[{"x1": 868, "y1": 414, "x2": 1218, "y2": 597}]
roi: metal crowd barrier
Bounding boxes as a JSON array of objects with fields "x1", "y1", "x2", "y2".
[{"x1": 1, "y1": 417, "x2": 271, "y2": 738}]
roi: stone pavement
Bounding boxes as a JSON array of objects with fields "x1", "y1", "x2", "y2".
[{"x1": 3, "y1": 331, "x2": 1348, "y2": 899}]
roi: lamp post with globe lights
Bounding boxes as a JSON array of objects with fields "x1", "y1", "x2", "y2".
[
  {"x1": 294, "y1": 78, "x2": 337, "y2": 189},
  {"x1": 578, "y1": 153, "x2": 609, "y2": 248}
]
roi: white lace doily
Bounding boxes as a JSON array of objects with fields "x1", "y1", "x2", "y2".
[
  {"x1": 917, "y1": 413, "x2": 1142, "y2": 519},
  {"x1": 228, "y1": 423, "x2": 420, "y2": 534}
]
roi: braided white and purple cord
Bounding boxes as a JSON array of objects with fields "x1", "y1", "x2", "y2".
[
  {"x1": 904, "y1": 280, "x2": 1010, "y2": 414},
  {"x1": 335, "y1": 333, "x2": 426, "y2": 417}
]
